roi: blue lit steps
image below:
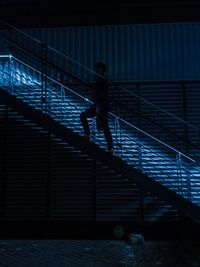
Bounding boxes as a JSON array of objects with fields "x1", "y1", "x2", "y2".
[{"x1": 0, "y1": 56, "x2": 200, "y2": 209}]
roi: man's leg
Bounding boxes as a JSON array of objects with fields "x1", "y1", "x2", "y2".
[
  {"x1": 98, "y1": 112, "x2": 113, "y2": 151},
  {"x1": 104, "y1": 125, "x2": 113, "y2": 151},
  {"x1": 80, "y1": 107, "x2": 96, "y2": 137}
]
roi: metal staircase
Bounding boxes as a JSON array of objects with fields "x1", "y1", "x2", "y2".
[
  {"x1": 0, "y1": 18, "x2": 200, "y2": 158},
  {"x1": 0, "y1": 54, "x2": 200, "y2": 224},
  {"x1": 0, "y1": 18, "x2": 200, "y2": 223}
]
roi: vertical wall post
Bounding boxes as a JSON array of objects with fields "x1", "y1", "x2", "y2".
[
  {"x1": 93, "y1": 159, "x2": 97, "y2": 223},
  {"x1": 181, "y1": 82, "x2": 189, "y2": 154},
  {"x1": 41, "y1": 43, "x2": 48, "y2": 113},
  {"x1": 181, "y1": 83, "x2": 191, "y2": 200},
  {"x1": 140, "y1": 187, "x2": 145, "y2": 231},
  {"x1": 46, "y1": 130, "x2": 51, "y2": 221},
  {"x1": 136, "y1": 83, "x2": 143, "y2": 168},
  {"x1": 1, "y1": 105, "x2": 9, "y2": 221},
  {"x1": 41, "y1": 43, "x2": 51, "y2": 220}
]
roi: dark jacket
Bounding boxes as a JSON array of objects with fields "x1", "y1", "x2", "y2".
[{"x1": 93, "y1": 76, "x2": 109, "y2": 110}]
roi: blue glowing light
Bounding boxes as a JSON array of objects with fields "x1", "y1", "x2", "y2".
[{"x1": 0, "y1": 54, "x2": 12, "y2": 59}]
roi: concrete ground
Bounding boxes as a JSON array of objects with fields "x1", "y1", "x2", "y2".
[{"x1": 0, "y1": 239, "x2": 199, "y2": 266}]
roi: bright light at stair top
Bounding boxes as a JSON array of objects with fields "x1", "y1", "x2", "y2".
[
  {"x1": 0, "y1": 55, "x2": 41, "y2": 86},
  {"x1": 14, "y1": 69, "x2": 41, "y2": 86},
  {"x1": 0, "y1": 54, "x2": 12, "y2": 59}
]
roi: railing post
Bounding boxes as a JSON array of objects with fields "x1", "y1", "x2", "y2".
[
  {"x1": 186, "y1": 167, "x2": 192, "y2": 201},
  {"x1": 113, "y1": 84, "x2": 123, "y2": 157},
  {"x1": 177, "y1": 153, "x2": 192, "y2": 201},
  {"x1": 114, "y1": 117, "x2": 122, "y2": 157},
  {"x1": 138, "y1": 143, "x2": 143, "y2": 169},
  {"x1": 92, "y1": 118, "x2": 97, "y2": 143},
  {"x1": 41, "y1": 43, "x2": 48, "y2": 113},
  {"x1": 136, "y1": 83, "x2": 143, "y2": 168},
  {"x1": 61, "y1": 86, "x2": 65, "y2": 122},
  {"x1": 176, "y1": 153, "x2": 183, "y2": 196},
  {"x1": 181, "y1": 82, "x2": 189, "y2": 154},
  {"x1": 136, "y1": 83, "x2": 141, "y2": 126},
  {"x1": 9, "y1": 55, "x2": 13, "y2": 94}
]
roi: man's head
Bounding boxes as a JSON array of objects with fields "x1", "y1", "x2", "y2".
[{"x1": 94, "y1": 62, "x2": 106, "y2": 75}]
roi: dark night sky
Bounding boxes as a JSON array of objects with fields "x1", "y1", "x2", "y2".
[{"x1": 0, "y1": 0, "x2": 200, "y2": 28}]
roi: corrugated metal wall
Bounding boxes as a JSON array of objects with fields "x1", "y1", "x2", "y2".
[{"x1": 24, "y1": 22, "x2": 200, "y2": 81}]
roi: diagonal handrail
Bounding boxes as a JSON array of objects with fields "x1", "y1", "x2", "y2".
[
  {"x1": 0, "y1": 17, "x2": 199, "y2": 132},
  {"x1": 115, "y1": 86, "x2": 199, "y2": 131},
  {"x1": 0, "y1": 18, "x2": 42, "y2": 45},
  {"x1": 1, "y1": 55, "x2": 200, "y2": 206},
  {"x1": 0, "y1": 30, "x2": 199, "y2": 155},
  {"x1": 44, "y1": 46, "x2": 200, "y2": 130},
  {"x1": 2, "y1": 55, "x2": 196, "y2": 163},
  {"x1": 1, "y1": 17, "x2": 200, "y2": 163}
]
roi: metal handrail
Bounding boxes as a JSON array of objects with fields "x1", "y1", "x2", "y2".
[
  {"x1": 1, "y1": 56, "x2": 200, "y2": 201},
  {"x1": 115, "y1": 86, "x2": 199, "y2": 131},
  {"x1": 0, "y1": 53, "x2": 199, "y2": 160},
  {"x1": 48, "y1": 46, "x2": 200, "y2": 131},
  {"x1": 0, "y1": 17, "x2": 198, "y2": 132},
  {"x1": 0, "y1": 66, "x2": 193, "y2": 175},
  {"x1": 8, "y1": 55, "x2": 196, "y2": 163},
  {"x1": 0, "y1": 18, "x2": 42, "y2": 45}
]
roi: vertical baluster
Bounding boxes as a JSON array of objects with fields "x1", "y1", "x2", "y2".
[
  {"x1": 114, "y1": 116, "x2": 122, "y2": 157},
  {"x1": 0, "y1": 58, "x2": 3, "y2": 85},
  {"x1": 186, "y1": 167, "x2": 192, "y2": 201},
  {"x1": 63, "y1": 88, "x2": 67, "y2": 127},
  {"x1": 61, "y1": 85, "x2": 66, "y2": 124},
  {"x1": 176, "y1": 153, "x2": 183, "y2": 195},
  {"x1": 48, "y1": 80, "x2": 52, "y2": 116},
  {"x1": 138, "y1": 143, "x2": 143, "y2": 170},
  {"x1": 182, "y1": 82, "x2": 189, "y2": 155},
  {"x1": 9, "y1": 55, "x2": 13, "y2": 94},
  {"x1": 61, "y1": 86, "x2": 64, "y2": 123},
  {"x1": 60, "y1": 85, "x2": 63, "y2": 122},
  {"x1": 2, "y1": 57, "x2": 6, "y2": 85},
  {"x1": 92, "y1": 117, "x2": 97, "y2": 144}
]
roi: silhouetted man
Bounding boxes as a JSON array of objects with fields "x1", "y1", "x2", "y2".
[{"x1": 80, "y1": 62, "x2": 113, "y2": 152}]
